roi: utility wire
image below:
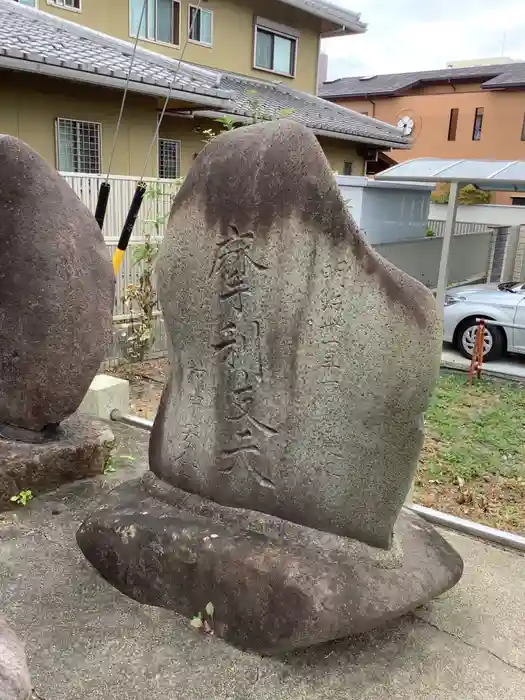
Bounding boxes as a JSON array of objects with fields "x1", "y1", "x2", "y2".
[
  {"x1": 139, "y1": 0, "x2": 204, "y2": 181},
  {"x1": 104, "y1": 0, "x2": 148, "y2": 182}
]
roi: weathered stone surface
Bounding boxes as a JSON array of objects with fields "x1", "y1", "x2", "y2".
[
  {"x1": 0, "y1": 135, "x2": 114, "y2": 432},
  {"x1": 77, "y1": 474, "x2": 463, "y2": 654},
  {"x1": 150, "y1": 119, "x2": 442, "y2": 549},
  {"x1": 0, "y1": 616, "x2": 31, "y2": 700},
  {"x1": 0, "y1": 414, "x2": 114, "y2": 509}
]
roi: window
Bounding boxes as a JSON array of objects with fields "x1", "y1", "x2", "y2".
[
  {"x1": 343, "y1": 161, "x2": 353, "y2": 175},
  {"x1": 48, "y1": 0, "x2": 80, "y2": 9},
  {"x1": 130, "y1": 0, "x2": 180, "y2": 46},
  {"x1": 254, "y1": 18, "x2": 298, "y2": 77},
  {"x1": 512, "y1": 197, "x2": 525, "y2": 206},
  {"x1": 55, "y1": 118, "x2": 101, "y2": 174},
  {"x1": 448, "y1": 108, "x2": 459, "y2": 141},
  {"x1": 521, "y1": 112, "x2": 525, "y2": 141},
  {"x1": 14, "y1": 0, "x2": 37, "y2": 6},
  {"x1": 188, "y1": 5, "x2": 213, "y2": 46},
  {"x1": 472, "y1": 107, "x2": 484, "y2": 141},
  {"x1": 159, "y1": 138, "x2": 180, "y2": 179}
]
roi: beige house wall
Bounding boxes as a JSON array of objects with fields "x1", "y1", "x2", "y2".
[
  {"x1": 37, "y1": 0, "x2": 322, "y2": 94},
  {"x1": 0, "y1": 71, "x2": 160, "y2": 177},
  {"x1": 0, "y1": 70, "x2": 365, "y2": 178}
]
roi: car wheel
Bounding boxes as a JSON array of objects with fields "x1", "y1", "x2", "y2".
[{"x1": 455, "y1": 318, "x2": 505, "y2": 362}]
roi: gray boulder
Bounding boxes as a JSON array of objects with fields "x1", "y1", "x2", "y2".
[
  {"x1": 150, "y1": 119, "x2": 442, "y2": 549},
  {"x1": 77, "y1": 474, "x2": 463, "y2": 654},
  {"x1": 77, "y1": 121, "x2": 462, "y2": 653},
  {"x1": 0, "y1": 616, "x2": 31, "y2": 700},
  {"x1": 0, "y1": 135, "x2": 114, "y2": 432}
]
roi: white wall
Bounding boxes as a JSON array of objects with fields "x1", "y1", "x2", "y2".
[{"x1": 430, "y1": 202, "x2": 525, "y2": 227}]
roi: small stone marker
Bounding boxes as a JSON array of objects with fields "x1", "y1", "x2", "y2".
[{"x1": 78, "y1": 120, "x2": 463, "y2": 653}]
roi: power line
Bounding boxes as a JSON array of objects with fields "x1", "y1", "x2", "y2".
[
  {"x1": 104, "y1": 0, "x2": 148, "y2": 182},
  {"x1": 139, "y1": 0, "x2": 204, "y2": 181}
]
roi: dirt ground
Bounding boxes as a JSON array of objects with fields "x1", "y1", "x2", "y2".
[{"x1": 108, "y1": 360, "x2": 525, "y2": 534}]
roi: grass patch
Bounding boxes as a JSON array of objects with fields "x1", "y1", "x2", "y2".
[{"x1": 415, "y1": 373, "x2": 525, "y2": 532}]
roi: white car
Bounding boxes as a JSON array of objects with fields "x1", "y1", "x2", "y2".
[{"x1": 443, "y1": 281, "x2": 525, "y2": 361}]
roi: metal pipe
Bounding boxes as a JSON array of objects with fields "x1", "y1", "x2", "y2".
[
  {"x1": 109, "y1": 410, "x2": 525, "y2": 553},
  {"x1": 407, "y1": 503, "x2": 525, "y2": 553},
  {"x1": 110, "y1": 409, "x2": 153, "y2": 432}
]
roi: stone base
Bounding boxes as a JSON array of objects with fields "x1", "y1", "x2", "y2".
[
  {"x1": 0, "y1": 414, "x2": 114, "y2": 509},
  {"x1": 77, "y1": 473, "x2": 463, "y2": 654}
]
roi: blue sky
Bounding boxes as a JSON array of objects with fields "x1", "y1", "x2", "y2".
[{"x1": 323, "y1": 0, "x2": 525, "y2": 79}]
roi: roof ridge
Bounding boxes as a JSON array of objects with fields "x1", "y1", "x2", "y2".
[{"x1": 324, "y1": 61, "x2": 525, "y2": 85}]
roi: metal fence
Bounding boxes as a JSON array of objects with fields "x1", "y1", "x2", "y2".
[
  {"x1": 63, "y1": 174, "x2": 505, "y2": 366},
  {"x1": 427, "y1": 219, "x2": 492, "y2": 237},
  {"x1": 61, "y1": 173, "x2": 180, "y2": 366}
]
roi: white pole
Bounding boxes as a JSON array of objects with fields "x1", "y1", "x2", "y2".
[{"x1": 435, "y1": 182, "x2": 460, "y2": 312}]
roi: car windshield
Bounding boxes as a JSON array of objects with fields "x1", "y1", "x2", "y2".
[{"x1": 498, "y1": 281, "x2": 521, "y2": 293}]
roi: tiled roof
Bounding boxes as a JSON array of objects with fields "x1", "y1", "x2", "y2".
[
  {"x1": 319, "y1": 62, "x2": 525, "y2": 99},
  {"x1": 0, "y1": 0, "x2": 230, "y2": 101},
  {"x1": 482, "y1": 63, "x2": 525, "y2": 89},
  {"x1": 0, "y1": 0, "x2": 408, "y2": 149},
  {"x1": 217, "y1": 72, "x2": 409, "y2": 148}
]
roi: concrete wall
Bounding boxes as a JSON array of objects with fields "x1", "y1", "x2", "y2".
[
  {"x1": 430, "y1": 202, "x2": 525, "y2": 227},
  {"x1": 334, "y1": 82, "x2": 525, "y2": 204},
  {"x1": 37, "y1": 0, "x2": 322, "y2": 94},
  {"x1": 375, "y1": 231, "x2": 494, "y2": 289},
  {"x1": 0, "y1": 71, "x2": 364, "y2": 178},
  {"x1": 337, "y1": 177, "x2": 433, "y2": 243}
]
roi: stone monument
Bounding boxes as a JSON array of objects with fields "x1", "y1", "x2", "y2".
[
  {"x1": 0, "y1": 135, "x2": 115, "y2": 505},
  {"x1": 77, "y1": 120, "x2": 463, "y2": 653}
]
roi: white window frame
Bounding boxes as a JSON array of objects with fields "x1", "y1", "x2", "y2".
[
  {"x1": 158, "y1": 137, "x2": 181, "y2": 180},
  {"x1": 129, "y1": 0, "x2": 181, "y2": 49},
  {"x1": 253, "y1": 17, "x2": 299, "y2": 78},
  {"x1": 188, "y1": 4, "x2": 213, "y2": 47},
  {"x1": 55, "y1": 118, "x2": 102, "y2": 175},
  {"x1": 47, "y1": 0, "x2": 81, "y2": 12},
  {"x1": 13, "y1": 0, "x2": 39, "y2": 8}
]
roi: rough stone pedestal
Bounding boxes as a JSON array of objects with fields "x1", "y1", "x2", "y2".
[
  {"x1": 0, "y1": 415, "x2": 114, "y2": 509},
  {"x1": 0, "y1": 616, "x2": 31, "y2": 700},
  {"x1": 77, "y1": 473, "x2": 463, "y2": 654}
]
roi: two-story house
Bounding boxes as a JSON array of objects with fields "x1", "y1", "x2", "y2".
[
  {"x1": 320, "y1": 62, "x2": 525, "y2": 204},
  {"x1": 1, "y1": 0, "x2": 409, "y2": 180}
]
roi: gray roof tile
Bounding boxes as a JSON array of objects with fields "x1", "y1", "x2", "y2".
[
  {"x1": 0, "y1": 0, "x2": 408, "y2": 148},
  {"x1": 0, "y1": 0, "x2": 230, "y2": 98},
  {"x1": 218, "y1": 72, "x2": 408, "y2": 147},
  {"x1": 319, "y1": 63, "x2": 525, "y2": 98}
]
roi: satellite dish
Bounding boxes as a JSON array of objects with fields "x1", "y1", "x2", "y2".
[{"x1": 397, "y1": 116, "x2": 414, "y2": 136}]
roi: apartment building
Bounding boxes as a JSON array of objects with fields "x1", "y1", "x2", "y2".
[
  {"x1": 320, "y1": 62, "x2": 525, "y2": 204},
  {"x1": 2, "y1": 0, "x2": 409, "y2": 180}
]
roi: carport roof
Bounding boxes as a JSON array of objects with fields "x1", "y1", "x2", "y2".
[{"x1": 376, "y1": 157, "x2": 525, "y2": 191}]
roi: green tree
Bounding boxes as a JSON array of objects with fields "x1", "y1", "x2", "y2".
[{"x1": 431, "y1": 182, "x2": 491, "y2": 205}]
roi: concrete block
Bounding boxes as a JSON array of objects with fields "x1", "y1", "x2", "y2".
[{"x1": 78, "y1": 374, "x2": 129, "y2": 420}]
